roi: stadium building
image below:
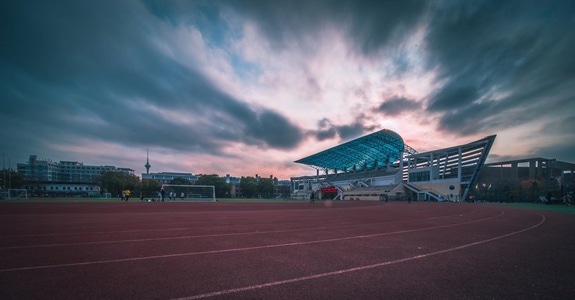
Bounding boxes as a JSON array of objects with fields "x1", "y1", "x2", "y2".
[
  {"x1": 291, "y1": 129, "x2": 496, "y2": 202},
  {"x1": 477, "y1": 158, "x2": 575, "y2": 203}
]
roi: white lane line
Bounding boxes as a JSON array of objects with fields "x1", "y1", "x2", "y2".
[
  {"x1": 0, "y1": 206, "x2": 476, "y2": 238},
  {"x1": 0, "y1": 208, "x2": 480, "y2": 249},
  {"x1": 0, "y1": 210, "x2": 502, "y2": 272},
  {"x1": 172, "y1": 213, "x2": 546, "y2": 300}
]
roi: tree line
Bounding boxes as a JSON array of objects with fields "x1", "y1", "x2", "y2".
[
  {"x1": 96, "y1": 172, "x2": 280, "y2": 199},
  {"x1": 0, "y1": 169, "x2": 26, "y2": 190},
  {"x1": 2, "y1": 169, "x2": 283, "y2": 199}
]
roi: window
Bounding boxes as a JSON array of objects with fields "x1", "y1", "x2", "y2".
[{"x1": 409, "y1": 171, "x2": 430, "y2": 182}]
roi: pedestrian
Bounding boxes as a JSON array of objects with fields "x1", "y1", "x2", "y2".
[
  {"x1": 124, "y1": 189, "x2": 130, "y2": 202},
  {"x1": 160, "y1": 188, "x2": 165, "y2": 202},
  {"x1": 309, "y1": 192, "x2": 315, "y2": 204},
  {"x1": 121, "y1": 190, "x2": 126, "y2": 201},
  {"x1": 180, "y1": 192, "x2": 184, "y2": 200}
]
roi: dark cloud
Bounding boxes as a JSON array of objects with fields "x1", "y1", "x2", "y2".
[
  {"x1": 424, "y1": 0, "x2": 575, "y2": 137},
  {"x1": 242, "y1": 109, "x2": 304, "y2": 149},
  {"x1": 2, "y1": 0, "x2": 574, "y2": 174},
  {"x1": 427, "y1": 85, "x2": 478, "y2": 112},
  {"x1": 529, "y1": 115, "x2": 575, "y2": 163},
  {"x1": 309, "y1": 116, "x2": 377, "y2": 142},
  {"x1": 0, "y1": 0, "x2": 304, "y2": 167},
  {"x1": 207, "y1": 0, "x2": 427, "y2": 57},
  {"x1": 539, "y1": 116, "x2": 575, "y2": 135},
  {"x1": 531, "y1": 142, "x2": 575, "y2": 164},
  {"x1": 337, "y1": 120, "x2": 377, "y2": 140},
  {"x1": 374, "y1": 96, "x2": 421, "y2": 116},
  {"x1": 314, "y1": 118, "x2": 337, "y2": 141}
]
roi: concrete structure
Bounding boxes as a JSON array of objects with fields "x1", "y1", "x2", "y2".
[
  {"x1": 291, "y1": 129, "x2": 496, "y2": 202},
  {"x1": 477, "y1": 158, "x2": 575, "y2": 202}
]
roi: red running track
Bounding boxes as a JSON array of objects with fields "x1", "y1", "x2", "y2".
[{"x1": 0, "y1": 201, "x2": 573, "y2": 299}]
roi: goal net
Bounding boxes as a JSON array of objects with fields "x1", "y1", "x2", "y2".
[
  {"x1": 0, "y1": 189, "x2": 28, "y2": 200},
  {"x1": 161, "y1": 184, "x2": 216, "y2": 202}
]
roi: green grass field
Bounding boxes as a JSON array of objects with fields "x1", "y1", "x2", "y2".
[{"x1": 492, "y1": 202, "x2": 575, "y2": 215}]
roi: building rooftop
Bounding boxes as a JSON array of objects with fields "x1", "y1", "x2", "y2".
[{"x1": 295, "y1": 129, "x2": 413, "y2": 172}]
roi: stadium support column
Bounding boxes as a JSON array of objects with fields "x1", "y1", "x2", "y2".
[
  {"x1": 529, "y1": 159, "x2": 536, "y2": 181},
  {"x1": 460, "y1": 147, "x2": 469, "y2": 182},
  {"x1": 457, "y1": 146, "x2": 464, "y2": 202}
]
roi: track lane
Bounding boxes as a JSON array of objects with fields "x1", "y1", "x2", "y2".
[
  {"x1": 0, "y1": 202, "x2": 570, "y2": 300},
  {"x1": 0, "y1": 206, "x2": 494, "y2": 270}
]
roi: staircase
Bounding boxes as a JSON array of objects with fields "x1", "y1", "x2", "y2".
[{"x1": 404, "y1": 183, "x2": 445, "y2": 202}]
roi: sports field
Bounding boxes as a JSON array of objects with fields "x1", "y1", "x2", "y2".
[{"x1": 1, "y1": 200, "x2": 573, "y2": 299}]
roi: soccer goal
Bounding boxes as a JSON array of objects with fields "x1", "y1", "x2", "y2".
[
  {"x1": 161, "y1": 184, "x2": 216, "y2": 202},
  {"x1": 1, "y1": 189, "x2": 28, "y2": 200}
]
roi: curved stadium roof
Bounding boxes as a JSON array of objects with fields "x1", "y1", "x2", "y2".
[{"x1": 294, "y1": 129, "x2": 407, "y2": 172}]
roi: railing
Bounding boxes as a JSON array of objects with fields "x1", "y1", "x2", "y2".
[{"x1": 404, "y1": 183, "x2": 445, "y2": 201}]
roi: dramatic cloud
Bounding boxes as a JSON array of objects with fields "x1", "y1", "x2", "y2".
[
  {"x1": 424, "y1": 1, "x2": 575, "y2": 136},
  {"x1": 1, "y1": 0, "x2": 574, "y2": 178},
  {"x1": 375, "y1": 96, "x2": 421, "y2": 116}
]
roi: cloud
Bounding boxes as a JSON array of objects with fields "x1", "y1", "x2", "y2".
[
  {"x1": 526, "y1": 115, "x2": 575, "y2": 163},
  {"x1": 424, "y1": 0, "x2": 575, "y2": 137},
  {"x1": 221, "y1": 0, "x2": 428, "y2": 57},
  {"x1": 2, "y1": 0, "x2": 574, "y2": 179},
  {"x1": 0, "y1": 0, "x2": 304, "y2": 160},
  {"x1": 308, "y1": 115, "x2": 377, "y2": 142},
  {"x1": 539, "y1": 116, "x2": 575, "y2": 135},
  {"x1": 374, "y1": 96, "x2": 421, "y2": 116},
  {"x1": 313, "y1": 118, "x2": 337, "y2": 141},
  {"x1": 529, "y1": 139, "x2": 575, "y2": 164}
]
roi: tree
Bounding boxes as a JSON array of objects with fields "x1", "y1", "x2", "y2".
[
  {"x1": 1, "y1": 169, "x2": 26, "y2": 189},
  {"x1": 141, "y1": 179, "x2": 160, "y2": 197},
  {"x1": 258, "y1": 177, "x2": 276, "y2": 198},
  {"x1": 195, "y1": 174, "x2": 230, "y2": 198},
  {"x1": 240, "y1": 176, "x2": 258, "y2": 198},
  {"x1": 96, "y1": 171, "x2": 141, "y2": 196}
]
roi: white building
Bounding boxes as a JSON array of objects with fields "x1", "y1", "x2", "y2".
[{"x1": 17, "y1": 155, "x2": 133, "y2": 196}]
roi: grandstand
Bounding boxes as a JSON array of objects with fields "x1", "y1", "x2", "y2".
[{"x1": 291, "y1": 129, "x2": 496, "y2": 202}]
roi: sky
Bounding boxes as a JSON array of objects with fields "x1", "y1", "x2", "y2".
[{"x1": 1, "y1": 0, "x2": 574, "y2": 180}]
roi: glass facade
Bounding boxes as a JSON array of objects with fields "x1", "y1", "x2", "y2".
[
  {"x1": 409, "y1": 171, "x2": 430, "y2": 182},
  {"x1": 295, "y1": 129, "x2": 405, "y2": 172}
]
